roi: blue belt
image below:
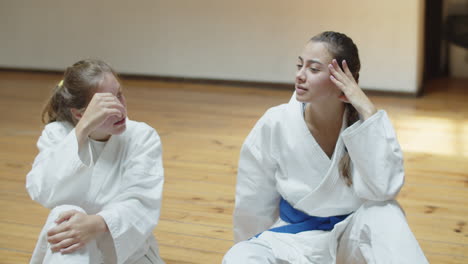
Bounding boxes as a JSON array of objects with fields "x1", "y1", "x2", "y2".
[{"x1": 254, "y1": 198, "x2": 351, "y2": 238}]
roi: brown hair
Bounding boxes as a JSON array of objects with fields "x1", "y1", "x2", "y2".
[
  {"x1": 310, "y1": 31, "x2": 361, "y2": 186},
  {"x1": 41, "y1": 59, "x2": 117, "y2": 125}
]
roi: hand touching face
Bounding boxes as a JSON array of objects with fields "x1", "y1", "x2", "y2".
[
  {"x1": 73, "y1": 73, "x2": 127, "y2": 141},
  {"x1": 328, "y1": 59, "x2": 376, "y2": 120}
]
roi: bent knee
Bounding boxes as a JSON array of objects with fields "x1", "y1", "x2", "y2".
[
  {"x1": 46, "y1": 205, "x2": 86, "y2": 224},
  {"x1": 50, "y1": 204, "x2": 86, "y2": 215},
  {"x1": 223, "y1": 240, "x2": 274, "y2": 263},
  {"x1": 351, "y1": 200, "x2": 408, "y2": 231},
  {"x1": 358, "y1": 200, "x2": 404, "y2": 217}
]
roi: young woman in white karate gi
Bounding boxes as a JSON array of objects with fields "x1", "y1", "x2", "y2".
[
  {"x1": 26, "y1": 59, "x2": 165, "y2": 264},
  {"x1": 223, "y1": 32, "x2": 429, "y2": 263}
]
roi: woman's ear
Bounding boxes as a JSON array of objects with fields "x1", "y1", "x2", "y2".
[
  {"x1": 70, "y1": 108, "x2": 83, "y2": 121},
  {"x1": 338, "y1": 93, "x2": 350, "y2": 103}
]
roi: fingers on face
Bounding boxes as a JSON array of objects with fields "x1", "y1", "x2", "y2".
[
  {"x1": 99, "y1": 99, "x2": 125, "y2": 117},
  {"x1": 329, "y1": 59, "x2": 358, "y2": 89},
  {"x1": 109, "y1": 102, "x2": 126, "y2": 118},
  {"x1": 329, "y1": 75, "x2": 343, "y2": 88},
  {"x1": 104, "y1": 108, "x2": 123, "y2": 119},
  {"x1": 104, "y1": 95, "x2": 125, "y2": 112},
  {"x1": 328, "y1": 59, "x2": 344, "y2": 81},
  {"x1": 93, "y1": 93, "x2": 123, "y2": 108},
  {"x1": 342, "y1": 60, "x2": 355, "y2": 80}
]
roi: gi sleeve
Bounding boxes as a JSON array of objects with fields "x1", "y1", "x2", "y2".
[
  {"x1": 233, "y1": 113, "x2": 281, "y2": 242},
  {"x1": 97, "y1": 125, "x2": 164, "y2": 264},
  {"x1": 26, "y1": 122, "x2": 94, "y2": 208},
  {"x1": 341, "y1": 110, "x2": 404, "y2": 201}
]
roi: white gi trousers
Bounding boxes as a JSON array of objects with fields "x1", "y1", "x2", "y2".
[
  {"x1": 223, "y1": 201, "x2": 428, "y2": 264},
  {"x1": 30, "y1": 205, "x2": 165, "y2": 264}
]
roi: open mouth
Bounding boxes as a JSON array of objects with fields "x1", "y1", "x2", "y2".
[{"x1": 114, "y1": 118, "x2": 126, "y2": 126}]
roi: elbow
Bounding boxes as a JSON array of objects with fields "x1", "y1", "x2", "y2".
[
  {"x1": 382, "y1": 156, "x2": 405, "y2": 200},
  {"x1": 25, "y1": 182, "x2": 44, "y2": 204},
  {"x1": 233, "y1": 227, "x2": 245, "y2": 243},
  {"x1": 26, "y1": 170, "x2": 51, "y2": 207},
  {"x1": 373, "y1": 181, "x2": 403, "y2": 201},
  {"x1": 28, "y1": 192, "x2": 53, "y2": 208},
  {"x1": 233, "y1": 208, "x2": 256, "y2": 242},
  {"x1": 26, "y1": 182, "x2": 57, "y2": 208},
  {"x1": 387, "y1": 169, "x2": 405, "y2": 199}
]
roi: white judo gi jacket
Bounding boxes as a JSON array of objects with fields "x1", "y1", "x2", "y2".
[
  {"x1": 233, "y1": 94, "x2": 405, "y2": 262},
  {"x1": 26, "y1": 119, "x2": 164, "y2": 264}
]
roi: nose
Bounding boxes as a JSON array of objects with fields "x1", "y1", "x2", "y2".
[{"x1": 296, "y1": 68, "x2": 306, "y2": 83}]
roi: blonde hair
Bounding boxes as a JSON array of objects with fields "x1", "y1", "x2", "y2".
[
  {"x1": 42, "y1": 59, "x2": 117, "y2": 125},
  {"x1": 311, "y1": 31, "x2": 361, "y2": 186}
]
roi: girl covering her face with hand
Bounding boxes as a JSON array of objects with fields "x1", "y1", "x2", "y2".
[
  {"x1": 27, "y1": 59, "x2": 165, "y2": 264},
  {"x1": 223, "y1": 32, "x2": 428, "y2": 264}
]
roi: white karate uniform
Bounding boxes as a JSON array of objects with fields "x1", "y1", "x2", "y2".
[
  {"x1": 26, "y1": 119, "x2": 165, "y2": 264},
  {"x1": 223, "y1": 93, "x2": 428, "y2": 263}
]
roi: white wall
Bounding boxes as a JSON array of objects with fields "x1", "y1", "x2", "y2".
[{"x1": 0, "y1": 0, "x2": 425, "y2": 93}]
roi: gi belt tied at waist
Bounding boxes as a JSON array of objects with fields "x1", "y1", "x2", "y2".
[{"x1": 254, "y1": 198, "x2": 351, "y2": 238}]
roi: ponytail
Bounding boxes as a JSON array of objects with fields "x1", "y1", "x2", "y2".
[
  {"x1": 339, "y1": 104, "x2": 360, "y2": 186},
  {"x1": 41, "y1": 81, "x2": 74, "y2": 124}
]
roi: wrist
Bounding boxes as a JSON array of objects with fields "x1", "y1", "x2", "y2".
[
  {"x1": 91, "y1": 215, "x2": 108, "y2": 234},
  {"x1": 359, "y1": 104, "x2": 377, "y2": 120},
  {"x1": 75, "y1": 120, "x2": 91, "y2": 145}
]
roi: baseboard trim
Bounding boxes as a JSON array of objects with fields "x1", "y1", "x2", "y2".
[{"x1": 0, "y1": 67, "x2": 419, "y2": 97}]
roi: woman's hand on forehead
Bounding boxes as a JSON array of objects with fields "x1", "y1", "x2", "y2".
[{"x1": 328, "y1": 59, "x2": 376, "y2": 120}]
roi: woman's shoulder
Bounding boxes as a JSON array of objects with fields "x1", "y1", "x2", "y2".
[
  {"x1": 263, "y1": 91, "x2": 301, "y2": 121},
  {"x1": 125, "y1": 119, "x2": 161, "y2": 141},
  {"x1": 43, "y1": 120, "x2": 73, "y2": 130},
  {"x1": 246, "y1": 103, "x2": 292, "y2": 142},
  {"x1": 261, "y1": 103, "x2": 290, "y2": 123},
  {"x1": 42, "y1": 121, "x2": 74, "y2": 138},
  {"x1": 256, "y1": 100, "x2": 300, "y2": 132}
]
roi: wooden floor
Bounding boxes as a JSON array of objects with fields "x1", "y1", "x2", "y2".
[{"x1": 0, "y1": 71, "x2": 467, "y2": 263}]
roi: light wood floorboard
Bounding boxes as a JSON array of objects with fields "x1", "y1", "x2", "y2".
[{"x1": 0, "y1": 71, "x2": 467, "y2": 263}]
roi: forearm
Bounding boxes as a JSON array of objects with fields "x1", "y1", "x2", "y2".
[
  {"x1": 351, "y1": 89, "x2": 377, "y2": 121},
  {"x1": 75, "y1": 120, "x2": 91, "y2": 148},
  {"x1": 27, "y1": 132, "x2": 93, "y2": 207},
  {"x1": 342, "y1": 110, "x2": 404, "y2": 200},
  {"x1": 90, "y1": 215, "x2": 109, "y2": 234},
  {"x1": 355, "y1": 98, "x2": 377, "y2": 121}
]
